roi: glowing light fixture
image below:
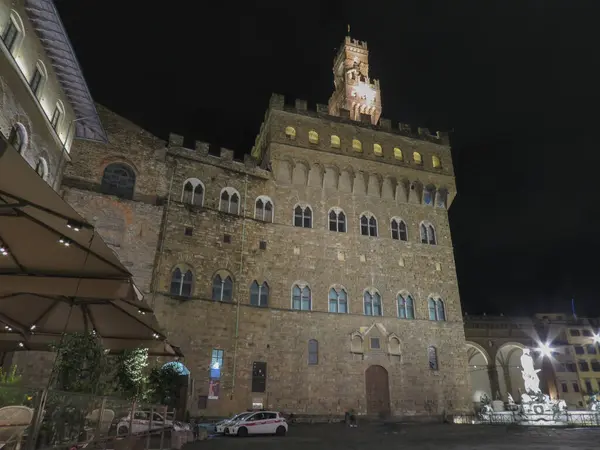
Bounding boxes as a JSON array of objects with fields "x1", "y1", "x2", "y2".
[
  {"x1": 152, "y1": 333, "x2": 160, "y2": 339},
  {"x1": 66, "y1": 220, "x2": 84, "y2": 231},
  {"x1": 0, "y1": 241, "x2": 8, "y2": 256},
  {"x1": 18, "y1": 342, "x2": 24, "y2": 348},
  {"x1": 58, "y1": 236, "x2": 72, "y2": 247},
  {"x1": 593, "y1": 334, "x2": 600, "y2": 344},
  {"x1": 30, "y1": 325, "x2": 36, "y2": 331},
  {"x1": 536, "y1": 342, "x2": 555, "y2": 358}
]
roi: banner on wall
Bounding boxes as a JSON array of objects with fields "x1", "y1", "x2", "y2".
[{"x1": 208, "y1": 379, "x2": 220, "y2": 400}]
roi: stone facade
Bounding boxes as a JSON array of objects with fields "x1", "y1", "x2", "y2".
[{"x1": 56, "y1": 36, "x2": 471, "y2": 418}]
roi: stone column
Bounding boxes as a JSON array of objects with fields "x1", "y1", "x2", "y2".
[
  {"x1": 502, "y1": 365, "x2": 513, "y2": 400},
  {"x1": 488, "y1": 365, "x2": 501, "y2": 399}
]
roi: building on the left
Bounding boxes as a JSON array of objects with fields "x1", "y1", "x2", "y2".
[{"x1": 0, "y1": 0, "x2": 106, "y2": 190}]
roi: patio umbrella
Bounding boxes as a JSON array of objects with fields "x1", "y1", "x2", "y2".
[{"x1": 0, "y1": 137, "x2": 181, "y2": 357}]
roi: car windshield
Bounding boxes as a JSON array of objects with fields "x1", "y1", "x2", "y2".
[{"x1": 233, "y1": 413, "x2": 251, "y2": 421}]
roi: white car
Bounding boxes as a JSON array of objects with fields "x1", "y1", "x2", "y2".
[
  {"x1": 216, "y1": 412, "x2": 252, "y2": 434},
  {"x1": 226, "y1": 411, "x2": 288, "y2": 437},
  {"x1": 117, "y1": 411, "x2": 173, "y2": 435}
]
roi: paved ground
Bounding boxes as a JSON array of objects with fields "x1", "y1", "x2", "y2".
[{"x1": 187, "y1": 422, "x2": 600, "y2": 450}]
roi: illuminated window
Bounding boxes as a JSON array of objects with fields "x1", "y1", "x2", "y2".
[
  {"x1": 308, "y1": 130, "x2": 319, "y2": 144},
  {"x1": 413, "y1": 152, "x2": 422, "y2": 165},
  {"x1": 50, "y1": 102, "x2": 64, "y2": 130},
  {"x1": 170, "y1": 266, "x2": 193, "y2": 297},
  {"x1": 423, "y1": 186, "x2": 435, "y2": 206},
  {"x1": 330, "y1": 135, "x2": 341, "y2": 148},
  {"x1": 373, "y1": 143, "x2": 383, "y2": 156},
  {"x1": 1, "y1": 11, "x2": 24, "y2": 55},
  {"x1": 394, "y1": 147, "x2": 403, "y2": 160},
  {"x1": 428, "y1": 298, "x2": 446, "y2": 321},
  {"x1": 30, "y1": 62, "x2": 47, "y2": 99},
  {"x1": 432, "y1": 155, "x2": 441, "y2": 168},
  {"x1": 285, "y1": 126, "x2": 296, "y2": 139},
  {"x1": 352, "y1": 139, "x2": 362, "y2": 152}
]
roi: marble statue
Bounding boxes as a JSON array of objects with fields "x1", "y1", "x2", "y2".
[{"x1": 520, "y1": 348, "x2": 542, "y2": 394}]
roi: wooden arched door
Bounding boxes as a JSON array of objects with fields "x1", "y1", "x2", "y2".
[{"x1": 365, "y1": 365, "x2": 391, "y2": 416}]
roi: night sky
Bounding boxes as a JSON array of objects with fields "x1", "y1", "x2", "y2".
[{"x1": 57, "y1": 1, "x2": 599, "y2": 317}]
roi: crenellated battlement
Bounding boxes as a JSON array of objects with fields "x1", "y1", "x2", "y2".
[
  {"x1": 166, "y1": 133, "x2": 268, "y2": 177},
  {"x1": 265, "y1": 93, "x2": 450, "y2": 145},
  {"x1": 345, "y1": 36, "x2": 368, "y2": 50}
]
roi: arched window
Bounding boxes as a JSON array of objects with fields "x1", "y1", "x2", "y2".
[
  {"x1": 255, "y1": 196, "x2": 274, "y2": 222},
  {"x1": 35, "y1": 157, "x2": 48, "y2": 180},
  {"x1": 391, "y1": 218, "x2": 408, "y2": 241},
  {"x1": 436, "y1": 188, "x2": 448, "y2": 209},
  {"x1": 293, "y1": 205, "x2": 312, "y2": 228},
  {"x1": 423, "y1": 186, "x2": 435, "y2": 206},
  {"x1": 360, "y1": 214, "x2": 377, "y2": 237},
  {"x1": 212, "y1": 274, "x2": 233, "y2": 302},
  {"x1": 420, "y1": 222, "x2": 436, "y2": 245},
  {"x1": 398, "y1": 293, "x2": 415, "y2": 319},
  {"x1": 50, "y1": 101, "x2": 64, "y2": 131},
  {"x1": 181, "y1": 178, "x2": 204, "y2": 206},
  {"x1": 250, "y1": 281, "x2": 269, "y2": 307},
  {"x1": 30, "y1": 61, "x2": 47, "y2": 99},
  {"x1": 428, "y1": 346, "x2": 439, "y2": 370},
  {"x1": 364, "y1": 290, "x2": 382, "y2": 316},
  {"x1": 352, "y1": 139, "x2": 362, "y2": 152},
  {"x1": 292, "y1": 284, "x2": 311, "y2": 310},
  {"x1": 373, "y1": 143, "x2": 383, "y2": 156},
  {"x1": 219, "y1": 188, "x2": 240, "y2": 214},
  {"x1": 328, "y1": 287, "x2": 348, "y2": 313},
  {"x1": 432, "y1": 155, "x2": 441, "y2": 168},
  {"x1": 8, "y1": 123, "x2": 27, "y2": 153},
  {"x1": 308, "y1": 339, "x2": 318, "y2": 365},
  {"x1": 285, "y1": 126, "x2": 296, "y2": 139},
  {"x1": 394, "y1": 147, "x2": 403, "y2": 160},
  {"x1": 428, "y1": 297, "x2": 446, "y2": 321},
  {"x1": 101, "y1": 163, "x2": 136, "y2": 200},
  {"x1": 2, "y1": 11, "x2": 24, "y2": 55},
  {"x1": 169, "y1": 267, "x2": 193, "y2": 298},
  {"x1": 308, "y1": 130, "x2": 319, "y2": 144},
  {"x1": 413, "y1": 152, "x2": 423, "y2": 165},
  {"x1": 328, "y1": 209, "x2": 346, "y2": 232},
  {"x1": 330, "y1": 135, "x2": 341, "y2": 148}
]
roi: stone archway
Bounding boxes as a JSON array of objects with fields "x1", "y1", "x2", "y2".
[
  {"x1": 365, "y1": 365, "x2": 390, "y2": 416},
  {"x1": 466, "y1": 342, "x2": 492, "y2": 406},
  {"x1": 495, "y1": 342, "x2": 527, "y2": 402}
]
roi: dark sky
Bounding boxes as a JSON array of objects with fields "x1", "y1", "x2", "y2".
[{"x1": 57, "y1": 0, "x2": 600, "y2": 317}]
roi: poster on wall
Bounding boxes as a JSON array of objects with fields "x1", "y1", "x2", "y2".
[{"x1": 208, "y1": 379, "x2": 220, "y2": 400}]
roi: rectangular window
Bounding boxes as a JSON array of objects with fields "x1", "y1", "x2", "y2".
[
  {"x1": 50, "y1": 106, "x2": 61, "y2": 130},
  {"x1": 259, "y1": 240, "x2": 267, "y2": 250},
  {"x1": 561, "y1": 382, "x2": 568, "y2": 393},
  {"x1": 585, "y1": 380, "x2": 593, "y2": 393},
  {"x1": 579, "y1": 360, "x2": 590, "y2": 371},
  {"x1": 184, "y1": 226, "x2": 193, "y2": 236},
  {"x1": 582, "y1": 329, "x2": 593, "y2": 337},
  {"x1": 223, "y1": 234, "x2": 231, "y2": 243},
  {"x1": 210, "y1": 349, "x2": 224, "y2": 377},
  {"x1": 574, "y1": 346, "x2": 585, "y2": 355},
  {"x1": 308, "y1": 340, "x2": 318, "y2": 365},
  {"x1": 2, "y1": 20, "x2": 18, "y2": 53},
  {"x1": 566, "y1": 363, "x2": 577, "y2": 372},
  {"x1": 573, "y1": 382, "x2": 580, "y2": 393},
  {"x1": 251, "y1": 361, "x2": 267, "y2": 393},
  {"x1": 586, "y1": 344, "x2": 597, "y2": 354},
  {"x1": 570, "y1": 329, "x2": 581, "y2": 336},
  {"x1": 370, "y1": 338, "x2": 380, "y2": 349},
  {"x1": 30, "y1": 68, "x2": 43, "y2": 97}
]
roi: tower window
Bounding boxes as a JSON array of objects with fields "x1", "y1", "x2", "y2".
[
  {"x1": 330, "y1": 135, "x2": 341, "y2": 149},
  {"x1": 292, "y1": 284, "x2": 311, "y2": 311},
  {"x1": 285, "y1": 126, "x2": 296, "y2": 140},
  {"x1": 308, "y1": 340, "x2": 318, "y2": 365},
  {"x1": 101, "y1": 163, "x2": 136, "y2": 200},
  {"x1": 352, "y1": 139, "x2": 362, "y2": 152},
  {"x1": 413, "y1": 151, "x2": 423, "y2": 165},
  {"x1": 294, "y1": 205, "x2": 312, "y2": 228},
  {"x1": 398, "y1": 293, "x2": 415, "y2": 319},
  {"x1": 391, "y1": 218, "x2": 408, "y2": 241},
  {"x1": 255, "y1": 196, "x2": 274, "y2": 222},
  {"x1": 363, "y1": 291, "x2": 382, "y2": 316},
  {"x1": 428, "y1": 346, "x2": 439, "y2": 370},
  {"x1": 212, "y1": 274, "x2": 233, "y2": 302},
  {"x1": 428, "y1": 297, "x2": 446, "y2": 321},
  {"x1": 432, "y1": 155, "x2": 441, "y2": 168},
  {"x1": 420, "y1": 222, "x2": 437, "y2": 245},
  {"x1": 308, "y1": 130, "x2": 319, "y2": 144},
  {"x1": 328, "y1": 209, "x2": 346, "y2": 232},
  {"x1": 328, "y1": 287, "x2": 348, "y2": 313},
  {"x1": 373, "y1": 143, "x2": 383, "y2": 156},
  {"x1": 394, "y1": 147, "x2": 403, "y2": 160},
  {"x1": 360, "y1": 214, "x2": 377, "y2": 237},
  {"x1": 250, "y1": 281, "x2": 269, "y2": 307},
  {"x1": 219, "y1": 188, "x2": 241, "y2": 214},
  {"x1": 184, "y1": 227, "x2": 193, "y2": 236},
  {"x1": 181, "y1": 178, "x2": 204, "y2": 206},
  {"x1": 423, "y1": 186, "x2": 435, "y2": 206},
  {"x1": 170, "y1": 267, "x2": 193, "y2": 298}
]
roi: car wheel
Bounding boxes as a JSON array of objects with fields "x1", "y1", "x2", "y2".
[
  {"x1": 117, "y1": 426, "x2": 128, "y2": 435},
  {"x1": 275, "y1": 426, "x2": 286, "y2": 436},
  {"x1": 237, "y1": 427, "x2": 248, "y2": 437}
]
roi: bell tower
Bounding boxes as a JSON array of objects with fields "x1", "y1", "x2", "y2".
[{"x1": 328, "y1": 33, "x2": 382, "y2": 125}]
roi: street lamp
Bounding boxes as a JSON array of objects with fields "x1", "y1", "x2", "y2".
[
  {"x1": 593, "y1": 334, "x2": 600, "y2": 344},
  {"x1": 536, "y1": 342, "x2": 555, "y2": 358}
]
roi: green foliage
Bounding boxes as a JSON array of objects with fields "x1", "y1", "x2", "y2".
[
  {"x1": 114, "y1": 348, "x2": 149, "y2": 400},
  {"x1": 0, "y1": 365, "x2": 33, "y2": 407},
  {"x1": 51, "y1": 332, "x2": 110, "y2": 394},
  {"x1": 147, "y1": 365, "x2": 181, "y2": 407}
]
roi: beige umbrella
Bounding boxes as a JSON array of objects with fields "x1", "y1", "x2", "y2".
[{"x1": 0, "y1": 136, "x2": 181, "y2": 357}]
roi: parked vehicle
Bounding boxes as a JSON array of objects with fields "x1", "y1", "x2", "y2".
[
  {"x1": 225, "y1": 411, "x2": 287, "y2": 437},
  {"x1": 116, "y1": 411, "x2": 173, "y2": 435},
  {"x1": 216, "y1": 412, "x2": 252, "y2": 434}
]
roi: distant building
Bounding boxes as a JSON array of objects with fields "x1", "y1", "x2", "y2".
[
  {"x1": 0, "y1": 0, "x2": 105, "y2": 190},
  {"x1": 53, "y1": 34, "x2": 469, "y2": 418}
]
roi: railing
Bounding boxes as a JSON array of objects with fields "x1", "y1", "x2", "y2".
[
  {"x1": 0, "y1": 384, "x2": 178, "y2": 450},
  {"x1": 452, "y1": 411, "x2": 600, "y2": 427}
]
